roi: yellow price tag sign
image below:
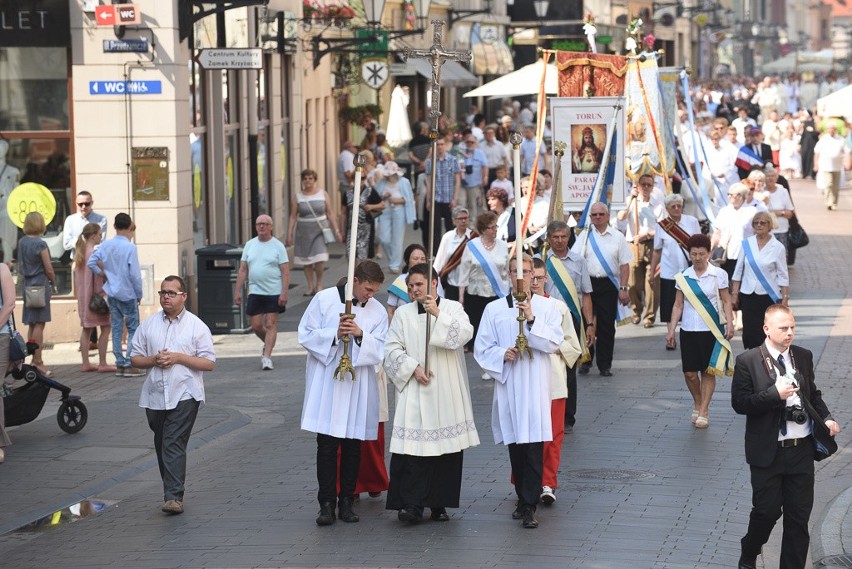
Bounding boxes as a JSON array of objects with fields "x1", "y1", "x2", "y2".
[{"x1": 7, "y1": 183, "x2": 57, "y2": 229}]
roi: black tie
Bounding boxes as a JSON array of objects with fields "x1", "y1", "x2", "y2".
[{"x1": 778, "y1": 353, "x2": 788, "y2": 435}]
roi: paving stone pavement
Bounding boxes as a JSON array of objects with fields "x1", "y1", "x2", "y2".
[{"x1": 0, "y1": 178, "x2": 850, "y2": 569}]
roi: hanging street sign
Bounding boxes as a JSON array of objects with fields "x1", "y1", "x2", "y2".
[
  {"x1": 197, "y1": 48, "x2": 263, "y2": 69},
  {"x1": 361, "y1": 59, "x2": 389, "y2": 90}
]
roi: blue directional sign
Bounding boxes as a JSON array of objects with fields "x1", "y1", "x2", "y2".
[
  {"x1": 89, "y1": 80, "x2": 162, "y2": 95},
  {"x1": 103, "y1": 39, "x2": 150, "y2": 53}
]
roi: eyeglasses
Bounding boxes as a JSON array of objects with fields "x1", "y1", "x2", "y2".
[
  {"x1": 752, "y1": 220, "x2": 769, "y2": 226},
  {"x1": 531, "y1": 275, "x2": 545, "y2": 282},
  {"x1": 465, "y1": 139, "x2": 476, "y2": 144},
  {"x1": 590, "y1": 212, "x2": 606, "y2": 217},
  {"x1": 78, "y1": 202, "x2": 92, "y2": 207},
  {"x1": 256, "y1": 222, "x2": 272, "y2": 226},
  {"x1": 157, "y1": 290, "x2": 185, "y2": 298}
]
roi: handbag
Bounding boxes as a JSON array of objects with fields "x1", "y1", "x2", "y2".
[
  {"x1": 89, "y1": 293, "x2": 110, "y2": 314},
  {"x1": 304, "y1": 196, "x2": 336, "y2": 245},
  {"x1": 0, "y1": 285, "x2": 27, "y2": 362},
  {"x1": 787, "y1": 215, "x2": 809, "y2": 249},
  {"x1": 24, "y1": 285, "x2": 47, "y2": 309}
]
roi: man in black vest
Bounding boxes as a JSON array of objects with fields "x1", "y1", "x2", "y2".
[{"x1": 731, "y1": 304, "x2": 840, "y2": 569}]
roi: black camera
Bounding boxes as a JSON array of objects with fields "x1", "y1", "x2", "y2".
[{"x1": 785, "y1": 405, "x2": 808, "y2": 425}]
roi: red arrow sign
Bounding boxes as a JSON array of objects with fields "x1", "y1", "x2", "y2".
[{"x1": 95, "y1": 5, "x2": 116, "y2": 26}]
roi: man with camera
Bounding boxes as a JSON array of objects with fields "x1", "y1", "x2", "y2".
[{"x1": 731, "y1": 304, "x2": 841, "y2": 569}]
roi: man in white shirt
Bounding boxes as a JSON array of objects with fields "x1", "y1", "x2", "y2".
[
  {"x1": 63, "y1": 190, "x2": 108, "y2": 253},
  {"x1": 571, "y1": 203, "x2": 632, "y2": 376},
  {"x1": 433, "y1": 207, "x2": 473, "y2": 302},
  {"x1": 482, "y1": 127, "x2": 509, "y2": 184},
  {"x1": 813, "y1": 123, "x2": 848, "y2": 211},
  {"x1": 131, "y1": 275, "x2": 216, "y2": 515}
]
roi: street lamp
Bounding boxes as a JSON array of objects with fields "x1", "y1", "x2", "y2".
[
  {"x1": 363, "y1": 0, "x2": 386, "y2": 26},
  {"x1": 413, "y1": 0, "x2": 433, "y2": 29},
  {"x1": 533, "y1": 0, "x2": 550, "y2": 20}
]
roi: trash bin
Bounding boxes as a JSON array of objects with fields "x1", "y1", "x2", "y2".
[{"x1": 195, "y1": 244, "x2": 250, "y2": 334}]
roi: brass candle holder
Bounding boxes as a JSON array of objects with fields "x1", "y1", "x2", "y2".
[
  {"x1": 513, "y1": 280, "x2": 532, "y2": 360},
  {"x1": 333, "y1": 305, "x2": 357, "y2": 382}
]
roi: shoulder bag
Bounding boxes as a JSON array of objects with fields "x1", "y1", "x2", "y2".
[
  {"x1": 304, "y1": 195, "x2": 336, "y2": 244},
  {"x1": 24, "y1": 285, "x2": 47, "y2": 309},
  {"x1": 787, "y1": 214, "x2": 809, "y2": 249},
  {"x1": 89, "y1": 292, "x2": 110, "y2": 314},
  {"x1": 0, "y1": 283, "x2": 27, "y2": 362}
]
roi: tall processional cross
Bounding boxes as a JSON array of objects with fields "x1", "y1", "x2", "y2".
[{"x1": 403, "y1": 21, "x2": 472, "y2": 133}]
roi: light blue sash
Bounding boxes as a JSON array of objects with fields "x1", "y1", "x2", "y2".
[
  {"x1": 741, "y1": 239, "x2": 781, "y2": 303},
  {"x1": 387, "y1": 274, "x2": 410, "y2": 304},
  {"x1": 467, "y1": 239, "x2": 508, "y2": 297},
  {"x1": 588, "y1": 230, "x2": 619, "y2": 289}
]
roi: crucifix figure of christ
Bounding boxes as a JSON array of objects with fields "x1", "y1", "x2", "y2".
[
  {"x1": 403, "y1": 20, "x2": 471, "y2": 134},
  {"x1": 402, "y1": 20, "x2": 471, "y2": 374}
]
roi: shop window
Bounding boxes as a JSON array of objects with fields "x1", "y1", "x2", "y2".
[
  {"x1": 0, "y1": 136, "x2": 73, "y2": 295},
  {"x1": 0, "y1": 47, "x2": 69, "y2": 131},
  {"x1": 190, "y1": 131, "x2": 208, "y2": 249}
]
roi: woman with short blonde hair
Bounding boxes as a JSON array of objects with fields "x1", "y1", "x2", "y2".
[{"x1": 18, "y1": 211, "x2": 55, "y2": 376}]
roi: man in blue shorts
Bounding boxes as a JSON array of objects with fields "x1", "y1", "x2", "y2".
[{"x1": 234, "y1": 215, "x2": 290, "y2": 370}]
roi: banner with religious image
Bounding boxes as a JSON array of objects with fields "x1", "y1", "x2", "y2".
[
  {"x1": 656, "y1": 67, "x2": 681, "y2": 177},
  {"x1": 550, "y1": 97, "x2": 627, "y2": 213},
  {"x1": 624, "y1": 55, "x2": 669, "y2": 182}
]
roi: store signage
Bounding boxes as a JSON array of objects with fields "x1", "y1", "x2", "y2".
[
  {"x1": 197, "y1": 48, "x2": 263, "y2": 69},
  {"x1": 95, "y1": 3, "x2": 140, "y2": 27},
  {"x1": 103, "y1": 38, "x2": 149, "y2": 53},
  {"x1": 0, "y1": 0, "x2": 71, "y2": 47},
  {"x1": 89, "y1": 80, "x2": 162, "y2": 95},
  {"x1": 362, "y1": 59, "x2": 389, "y2": 90}
]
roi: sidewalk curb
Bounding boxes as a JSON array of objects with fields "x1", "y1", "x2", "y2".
[{"x1": 814, "y1": 484, "x2": 852, "y2": 563}]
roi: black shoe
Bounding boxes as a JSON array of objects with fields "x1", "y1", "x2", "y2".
[
  {"x1": 522, "y1": 509, "x2": 539, "y2": 529},
  {"x1": 579, "y1": 363, "x2": 591, "y2": 375},
  {"x1": 511, "y1": 506, "x2": 524, "y2": 520},
  {"x1": 564, "y1": 423, "x2": 574, "y2": 433},
  {"x1": 599, "y1": 369, "x2": 613, "y2": 377},
  {"x1": 315, "y1": 502, "x2": 336, "y2": 526},
  {"x1": 337, "y1": 497, "x2": 359, "y2": 523},
  {"x1": 429, "y1": 507, "x2": 449, "y2": 522},
  {"x1": 398, "y1": 506, "x2": 422, "y2": 522},
  {"x1": 737, "y1": 559, "x2": 756, "y2": 569}
]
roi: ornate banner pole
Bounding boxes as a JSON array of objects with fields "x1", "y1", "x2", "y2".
[
  {"x1": 334, "y1": 152, "x2": 367, "y2": 382},
  {"x1": 403, "y1": 21, "x2": 471, "y2": 373}
]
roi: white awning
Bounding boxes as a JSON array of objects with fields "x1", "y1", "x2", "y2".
[{"x1": 406, "y1": 58, "x2": 479, "y2": 88}]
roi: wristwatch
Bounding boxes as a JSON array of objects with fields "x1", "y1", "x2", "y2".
[{"x1": 619, "y1": 286, "x2": 628, "y2": 291}]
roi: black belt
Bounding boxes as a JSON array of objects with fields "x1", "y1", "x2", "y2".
[
  {"x1": 590, "y1": 276, "x2": 609, "y2": 280},
  {"x1": 778, "y1": 436, "x2": 811, "y2": 448}
]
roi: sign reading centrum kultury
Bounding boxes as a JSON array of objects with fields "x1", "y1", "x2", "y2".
[{"x1": 0, "y1": 0, "x2": 70, "y2": 48}]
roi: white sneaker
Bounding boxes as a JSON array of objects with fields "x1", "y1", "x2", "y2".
[
  {"x1": 540, "y1": 486, "x2": 556, "y2": 505},
  {"x1": 261, "y1": 356, "x2": 273, "y2": 370},
  {"x1": 481, "y1": 372, "x2": 492, "y2": 381}
]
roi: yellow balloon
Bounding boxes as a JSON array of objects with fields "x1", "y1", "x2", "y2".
[{"x1": 7, "y1": 182, "x2": 57, "y2": 229}]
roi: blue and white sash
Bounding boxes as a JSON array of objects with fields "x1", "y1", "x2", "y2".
[
  {"x1": 467, "y1": 239, "x2": 508, "y2": 297},
  {"x1": 742, "y1": 238, "x2": 781, "y2": 303},
  {"x1": 588, "y1": 230, "x2": 632, "y2": 326},
  {"x1": 387, "y1": 274, "x2": 410, "y2": 304}
]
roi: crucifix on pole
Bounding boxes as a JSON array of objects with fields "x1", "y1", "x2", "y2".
[{"x1": 402, "y1": 20, "x2": 471, "y2": 375}]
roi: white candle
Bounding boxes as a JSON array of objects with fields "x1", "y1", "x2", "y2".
[
  {"x1": 513, "y1": 143, "x2": 522, "y2": 280},
  {"x1": 346, "y1": 163, "x2": 364, "y2": 302}
]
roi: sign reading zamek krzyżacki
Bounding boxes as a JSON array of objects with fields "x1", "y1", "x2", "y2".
[
  {"x1": 0, "y1": 0, "x2": 70, "y2": 47},
  {"x1": 198, "y1": 48, "x2": 263, "y2": 69}
]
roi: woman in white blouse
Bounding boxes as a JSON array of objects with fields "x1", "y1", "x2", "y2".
[
  {"x1": 731, "y1": 211, "x2": 789, "y2": 349},
  {"x1": 458, "y1": 211, "x2": 509, "y2": 377},
  {"x1": 710, "y1": 182, "x2": 758, "y2": 282}
]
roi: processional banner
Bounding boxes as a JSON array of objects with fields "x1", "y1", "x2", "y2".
[
  {"x1": 550, "y1": 97, "x2": 627, "y2": 213},
  {"x1": 624, "y1": 55, "x2": 669, "y2": 182},
  {"x1": 555, "y1": 52, "x2": 627, "y2": 97}
]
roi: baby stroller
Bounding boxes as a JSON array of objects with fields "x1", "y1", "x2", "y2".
[{"x1": 3, "y1": 334, "x2": 88, "y2": 434}]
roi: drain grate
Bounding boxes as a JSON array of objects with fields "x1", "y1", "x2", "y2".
[
  {"x1": 567, "y1": 469, "x2": 656, "y2": 481},
  {"x1": 820, "y1": 554, "x2": 852, "y2": 568}
]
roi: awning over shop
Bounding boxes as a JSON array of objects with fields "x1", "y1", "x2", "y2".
[
  {"x1": 472, "y1": 41, "x2": 514, "y2": 76},
  {"x1": 406, "y1": 58, "x2": 479, "y2": 88}
]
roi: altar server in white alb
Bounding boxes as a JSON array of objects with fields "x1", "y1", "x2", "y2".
[
  {"x1": 298, "y1": 260, "x2": 388, "y2": 527},
  {"x1": 384, "y1": 263, "x2": 479, "y2": 523},
  {"x1": 474, "y1": 253, "x2": 564, "y2": 529}
]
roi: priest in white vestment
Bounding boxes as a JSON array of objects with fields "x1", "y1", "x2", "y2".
[
  {"x1": 384, "y1": 264, "x2": 479, "y2": 523},
  {"x1": 474, "y1": 254, "x2": 564, "y2": 529},
  {"x1": 298, "y1": 260, "x2": 388, "y2": 526}
]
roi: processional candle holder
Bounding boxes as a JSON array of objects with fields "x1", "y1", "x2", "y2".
[{"x1": 334, "y1": 152, "x2": 368, "y2": 382}]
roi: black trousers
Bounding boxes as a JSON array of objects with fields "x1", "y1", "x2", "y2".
[
  {"x1": 740, "y1": 293, "x2": 774, "y2": 350},
  {"x1": 589, "y1": 277, "x2": 618, "y2": 371},
  {"x1": 426, "y1": 202, "x2": 454, "y2": 251},
  {"x1": 443, "y1": 283, "x2": 460, "y2": 302},
  {"x1": 565, "y1": 318, "x2": 581, "y2": 425},
  {"x1": 145, "y1": 398, "x2": 201, "y2": 502},
  {"x1": 316, "y1": 434, "x2": 361, "y2": 504},
  {"x1": 385, "y1": 452, "x2": 464, "y2": 513},
  {"x1": 741, "y1": 439, "x2": 815, "y2": 569},
  {"x1": 508, "y1": 442, "x2": 543, "y2": 512}
]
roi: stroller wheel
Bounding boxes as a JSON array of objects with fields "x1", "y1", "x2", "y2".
[{"x1": 57, "y1": 400, "x2": 88, "y2": 434}]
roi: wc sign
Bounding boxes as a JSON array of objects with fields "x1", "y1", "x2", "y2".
[{"x1": 94, "y1": 3, "x2": 141, "y2": 26}]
